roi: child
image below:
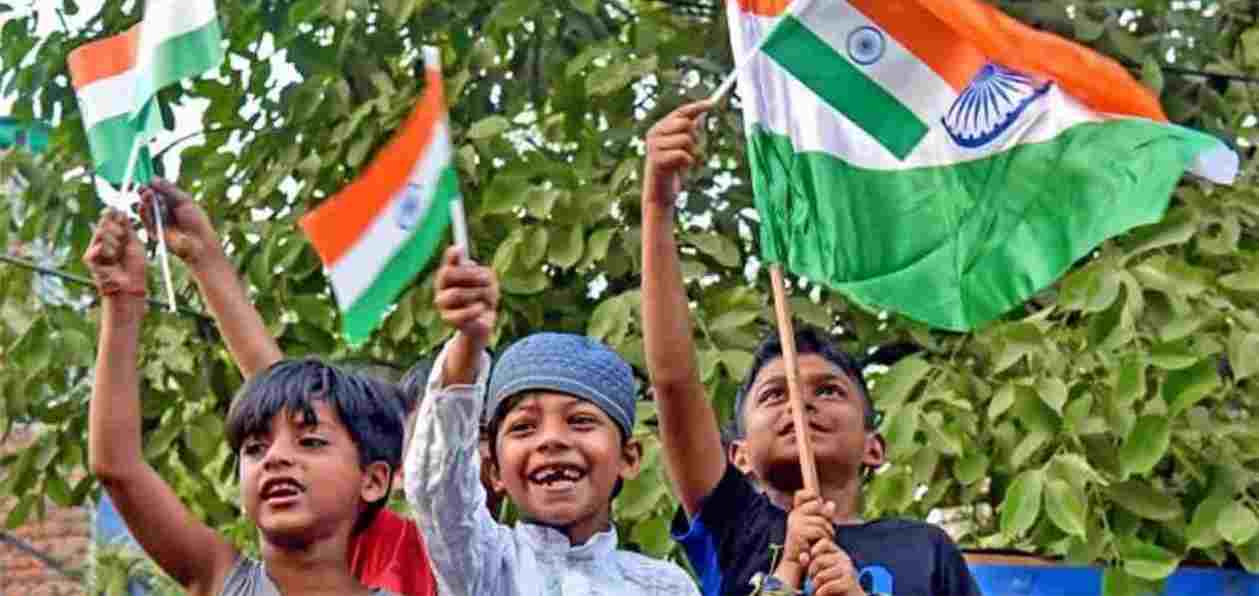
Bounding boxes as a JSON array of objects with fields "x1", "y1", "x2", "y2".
[
  {"x1": 641, "y1": 101, "x2": 982, "y2": 596},
  {"x1": 84, "y1": 209, "x2": 404, "y2": 595},
  {"x1": 405, "y1": 247, "x2": 701, "y2": 595},
  {"x1": 136, "y1": 179, "x2": 441, "y2": 595}
]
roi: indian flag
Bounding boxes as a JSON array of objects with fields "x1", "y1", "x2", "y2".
[
  {"x1": 730, "y1": 0, "x2": 1238, "y2": 331},
  {"x1": 67, "y1": 0, "x2": 221, "y2": 186},
  {"x1": 301, "y1": 48, "x2": 461, "y2": 345}
]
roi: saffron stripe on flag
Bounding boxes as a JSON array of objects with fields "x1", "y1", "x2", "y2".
[
  {"x1": 846, "y1": 0, "x2": 985, "y2": 92},
  {"x1": 762, "y1": 15, "x2": 928, "y2": 160},
  {"x1": 341, "y1": 168, "x2": 459, "y2": 341},
  {"x1": 67, "y1": 25, "x2": 140, "y2": 89}
]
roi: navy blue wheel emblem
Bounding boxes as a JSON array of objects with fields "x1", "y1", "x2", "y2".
[
  {"x1": 395, "y1": 182, "x2": 425, "y2": 230},
  {"x1": 943, "y1": 63, "x2": 1051, "y2": 149},
  {"x1": 847, "y1": 26, "x2": 885, "y2": 66}
]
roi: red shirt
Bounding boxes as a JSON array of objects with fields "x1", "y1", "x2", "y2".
[{"x1": 350, "y1": 508, "x2": 438, "y2": 596}]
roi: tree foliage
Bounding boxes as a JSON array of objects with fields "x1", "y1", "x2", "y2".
[{"x1": 1, "y1": 1, "x2": 1257, "y2": 594}]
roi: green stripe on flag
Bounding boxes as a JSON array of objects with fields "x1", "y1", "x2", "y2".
[
  {"x1": 761, "y1": 16, "x2": 928, "y2": 160},
  {"x1": 85, "y1": 114, "x2": 154, "y2": 186},
  {"x1": 341, "y1": 167, "x2": 459, "y2": 344},
  {"x1": 132, "y1": 19, "x2": 223, "y2": 136},
  {"x1": 749, "y1": 119, "x2": 1219, "y2": 330}
]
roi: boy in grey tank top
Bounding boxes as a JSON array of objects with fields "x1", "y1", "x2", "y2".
[{"x1": 85, "y1": 209, "x2": 404, "y2": 596}]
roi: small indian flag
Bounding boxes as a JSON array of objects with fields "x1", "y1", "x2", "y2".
[
  {"x1": 67, "y1": 0, "x2": 222, "y2": 186},
  {"x1": 730, "y1": 0, "x2": 1238, "y2": 330},
  {"x1": 301, "y1": 47, "x2": 461, "y2": 345}
]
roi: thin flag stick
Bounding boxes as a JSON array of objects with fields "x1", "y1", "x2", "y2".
[
  {"x1": 117, "y1": 133, "x2": 178, "y2": 312},
  {"x1": 769, "y1": 264, "x2": 820, "y2": 494},
  {"x1": 422, "y1": 44, "x2": 472, "y2": 259}
]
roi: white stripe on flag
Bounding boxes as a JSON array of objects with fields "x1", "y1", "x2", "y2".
[
  {"x1": 327, "y1": 123, "x2": 454, "y2": 308},
  {"x1": 77, "y1": 71, "x2": 137, "y2": 128},
  {"x1": 135, "y1": 1, "x2": 218, "y2": 64},
  {"x1": 789, "y1": 0, "x2": 957, "y2": 124}
]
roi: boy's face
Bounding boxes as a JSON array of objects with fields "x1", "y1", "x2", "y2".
[
  {"x1": 736, "y1": 354, "x2": 884, "y2": 491},
  {"x1": 492, "y1": 392, "x2": 641, "y2": 542},
  {"x1": 238, "y1": 401, "x2": 390, "y2": 546}
]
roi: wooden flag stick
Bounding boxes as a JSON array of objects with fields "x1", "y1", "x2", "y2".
[{"x1": 769, "y1": 264, "x2": 820, "y2": 494}]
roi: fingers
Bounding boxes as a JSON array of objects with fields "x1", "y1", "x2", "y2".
[
  {"x1": 435, "y1": 286, "x2": 498, "y2": 312},
  {"x1": 674, "y1": 99, "x2": 715, "y2": 118},
  {"x1": 441, "y1": 303, "x2": 494, "y2": 329},
  {"x1": 149, "y1": 177, "x2": 191, "y2": 204},
  {"x1": 86, "y1": 209, "x2": 132, "y2": 265}
]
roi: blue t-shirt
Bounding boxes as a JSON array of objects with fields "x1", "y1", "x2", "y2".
[
  {"x1": 674, "y1": 463, "x2": 983, "y2": 596},
  {"x1": 672, "y1": 510, "x2": 723, "y2": 596}
]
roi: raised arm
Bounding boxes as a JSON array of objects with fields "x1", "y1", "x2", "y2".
[
  {"x1": 406, "y1": 247, "x2": 507, "y2": 596},
  {"x1": 640, "y1": 100, "x2": 727, "y2": 515},
  {"x1": 140, "y1": 179, "x2": 282, "y2": 378},
  {"x1": 85, "y1": 210, "x2": 237, "y2": 594}
]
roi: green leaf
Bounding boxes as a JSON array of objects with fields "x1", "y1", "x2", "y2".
[
  {"x1": 721, "y1": 350, "x2": 754, "y2": 380},
  {"x1": 1037, "y1": 377, "x2": 1068, "y2": 414},
  {"x1": 1114, "y1": 357, "x2": 1147, "y2": 404},
  {"x1": 1001, "y1": 469, "x2": 1044, "y2": 537},
  {"x1": 1163, "y1": 359, "x2": 1220, "y2": 416},
  {"x1": 688, "y1": 232, "x2": 741, "y2": 268},
  {"x1": 988, "y1": 383, "x2": 1016, "y2": 420},
  {"x1": 547, "y1": 225, "x2": 584, "y2": 269},
  {"x1": 588, "y1": 295, "x2": 631, "y2": 346},
  {"x1": 1051, "y1": 453, "x2": 1108, "y2": 488},
  {"x1": 519, "y1": 226, "x2": 549, "y2": 268},
  {"x1": 1140, "y1": 55, "x2": 1164, "y2": 94},
  {"x1": 1013, "y1": 385, "x2": 1060, "y2": 435},
  {"x1": 467, "y1": 115, "x2": 510, "y2": 140},
  {"x1": 954, "y1": 452, "x2": 988, "y2": 485},
  {"x1": 1229, "y1": 331, "x2": 1259, "y2": 382},
  {"x1": 1120, "y1": 415, "x2": 1170, "y2": 478},
  {"x1": 1045, "y1": 478, "x2": 1088, "y2": 537},
  {"x1": 1121, "y1": 540, "x2": 1180, "y2": 581},
  {"x1": 1243, "y1": 26, "x2": 1259, "y2": 68},
  {"x1": 1108, "y1": 480, "x2": 1183, "y2": 521},
  {"x1": 882, "y1": 402, "x2": 920, "y2": 455},
  {"x1": 1220, "y1": 270, "x2": 1259, "y2": 293},
  {"x1": 630, "y1": 515, "x2": 673, "y2": 558},
  {"x1": 871, "y1": 356, "x2": 931, "y2": 408},
  {"x1": 1218, "y1": 501, "x2": 1259, "y2": 546}
]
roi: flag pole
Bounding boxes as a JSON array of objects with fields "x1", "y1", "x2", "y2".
[
  {"x1": 117, "y1": 134, "x2": 178, "y2": 312},
  {"x1": 423, "y1": 45, "x2": 472, "y2": 259},
  {"x1": 769, "y1": 264, "x2": 820, "y2": 494}
]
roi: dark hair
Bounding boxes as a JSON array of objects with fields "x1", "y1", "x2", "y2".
[
  {"x1": 733, "y1": 325, "x2": 877, "y2": 437},
  {"x1": 225, "y1": 358, "x2": 406, "y2": 533},
  {"x1": 396, "y1": 358, "x2": 434, "y2": 415},
  {"x1": 485, "y1": 392, "x2": 628, "y2": 500}
]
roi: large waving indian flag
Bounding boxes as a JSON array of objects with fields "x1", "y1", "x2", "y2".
[
  {"x1": 301, "y1": 48, "x2": 461, "y2": 345},
  {"x1": 730, "y1": 0, "x2": 1238, "y2": 331},
  {"x1": 67, "y1": 0, "x2": 221, "y2": 186}
]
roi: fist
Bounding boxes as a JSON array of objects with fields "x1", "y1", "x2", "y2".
[
  {"x1": 83, "y1": 209, "x2": 146, "y2": 299},
  {"x1": 643, "y1": 100, "x2": 714, "y2": 207},
  {"x1": 783, "y1": 489, "x2": 837, "y2": 568},
  {"x1": 434, "y1": 246, "x2": 498, "y2": 344},
  {"x1": 808, "y1": 539, "x2": 864, "y2": 596},
  {"x1": 138, "y1": 178, "x2": 219, "y2": 267}
]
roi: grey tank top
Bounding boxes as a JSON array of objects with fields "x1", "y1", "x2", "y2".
[{"x1": 221, "y1": 558, "x2": 399, "y2": 596}]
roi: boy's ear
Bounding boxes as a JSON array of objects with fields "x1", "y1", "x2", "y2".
[
  {"x1": 487, "y1": 460, "x2": 508, "y2": 494},
  {"x1": 730, "y1": 440, "x2": 754, "y2": 476},
  {"x1": 862, "y1": 432, "x2": 887, "y2": 469},
  {"x1": 619, "y1": 438, "x2": 643, "y2": 481},
  {"x1": 361, "y1": 461, "x2": 393, "y2": 504}
]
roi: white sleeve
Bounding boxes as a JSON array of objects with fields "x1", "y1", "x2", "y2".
[{"x1": 403, "y1": 340, "x2": 512, "y2": 596}]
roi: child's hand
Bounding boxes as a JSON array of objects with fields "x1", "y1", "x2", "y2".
[
  {"x1": 83, "y1": 209, "x2": 147, "y2": 300},
  {"x1": 807, "y1": 539, "x2": 864, "y2": 596},
  {"x1": 783, "y1": 490, "x2": 836, "y2": 568},
  {"x1": 643, "y1": 100, "x2": 713, "y2": 207},
  {"x1": 435, "y1": 246, "x2": 498, "y2": 347},
  {"x1": 138, "y1": 178, "x2": 221, "y2": 268}
]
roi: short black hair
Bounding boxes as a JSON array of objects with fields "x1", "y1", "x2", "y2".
[
  {"x1": 396, "y1": 358, "x2": 434, "y2": 416},
  {"x1": 733, "y1": 325, "x2": 876, "y2": 437},
  {"x1": 225, "y1": 358, "x2": 405, "y2": 533}
]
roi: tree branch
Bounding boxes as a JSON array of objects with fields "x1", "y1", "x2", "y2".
[{"x1": 0, "y1": 530, "x2": 83, "y2": 581}]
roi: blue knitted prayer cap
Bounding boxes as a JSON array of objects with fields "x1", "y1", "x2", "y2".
[{"x1": 486, "y1": 333, "x2": 637, "y2": 437}]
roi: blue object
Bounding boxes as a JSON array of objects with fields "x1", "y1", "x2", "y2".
[
  {"x1": 486, "y1": 333, "x2": 638, "y2": 437},
  {"x1": 969, "y1": 559, "x2": 1259, "y2": 596}
]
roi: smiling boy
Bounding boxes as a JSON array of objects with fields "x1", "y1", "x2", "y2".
[
  {"x1": 641, "y1": 101, "x2": 983, "y2": 596},
  {"x1": 404, "y1": 247, "x2": 700, "y2": 595}
]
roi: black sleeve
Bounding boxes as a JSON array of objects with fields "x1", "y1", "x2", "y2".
[
  {"x1": 933, "y1": 529, "x2": 984, "y2": 596},
  {"x1": 695, "y1": 462, "x2": 763, "y2": 546}
]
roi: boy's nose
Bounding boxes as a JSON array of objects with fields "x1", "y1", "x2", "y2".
[
  {"x1": 262, "y1": 446, "x2": 295, "y2": 469},
  {"x1": 536, "y1": 425, "x2": 573, "y2": 452}
]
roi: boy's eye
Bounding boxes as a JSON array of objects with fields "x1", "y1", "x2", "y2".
[
  {"x1": 242, "y1": 441, "x2": 266, "y2": 457},
  {"x1": 506, "y1": 421, "x2": 535, "y2": 435},
  {"x1": 759, "y1": 388, "x2": 786, "y2": 404},
  {"x1": 816, "y1": 384, "x2": 844, "y2": 399},
  {"x1": 570, "y1": 415, "x2": 598, "y2": 428},
  {"x1": 300, "y1": 436, "x2": 328, "y2": 449}
]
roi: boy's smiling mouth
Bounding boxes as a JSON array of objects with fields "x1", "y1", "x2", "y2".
[{"x1": 528, "y1": 463, "x2": 586, "y2": 490}]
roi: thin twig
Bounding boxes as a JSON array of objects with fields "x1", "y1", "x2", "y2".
[{"x1": 0, "y1": 530, "x2": 83, "y2": 580}]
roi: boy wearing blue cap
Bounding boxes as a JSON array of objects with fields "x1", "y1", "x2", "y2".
[{"x1": 404, "y1": 247, "x2": 700, "y2": 595}]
